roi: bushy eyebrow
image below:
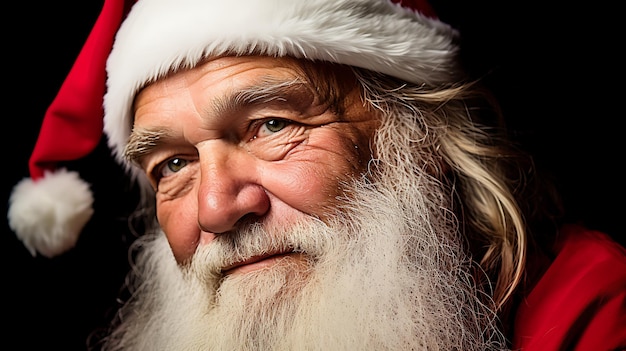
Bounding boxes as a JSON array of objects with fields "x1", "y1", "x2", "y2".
[
  {"x1": 209, "y1": 77, "x2": 307, "y2": 118},
  {"x1": 124, "y1": 128, "x2": 172, "y2": 168}
]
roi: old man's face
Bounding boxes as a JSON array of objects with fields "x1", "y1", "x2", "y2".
[
  {"x1": 130, "y1": 55, "x2": 379, "y2": 264},
  {"x1": 113, "y1": 55, "x2": 504, "y2": 350}
]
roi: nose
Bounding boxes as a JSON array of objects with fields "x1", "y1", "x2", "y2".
[{"x1": 196, "y1": 143, "x2": 270, "y2": 234}]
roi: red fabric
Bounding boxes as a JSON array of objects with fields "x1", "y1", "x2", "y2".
[
  {"x1": 513, "y1": 224, "x2": 626, "y2": 350},
  {"x1": 390, "y1": 0, "x2": 438, "y2": 19},
  {"x1": 28, "y1": 0, "x2": 131, "y2": 180}
]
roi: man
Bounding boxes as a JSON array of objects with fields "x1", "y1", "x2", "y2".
[{"x1": 8, "y1": 0, "x2": 625, "y2": 350}]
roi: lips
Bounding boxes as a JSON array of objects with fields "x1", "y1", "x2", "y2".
[{"x1": 222, "y1": 251, "x2": 295, "y2": 275}]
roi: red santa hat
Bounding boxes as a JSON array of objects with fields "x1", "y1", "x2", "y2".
[{"x1": 8, "y1": 0, "x2": 459, "y2": 257}]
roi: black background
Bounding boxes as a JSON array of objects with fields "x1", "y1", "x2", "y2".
[{"x1": 4, "y1": 1, "x2": 622, "y2": 350}]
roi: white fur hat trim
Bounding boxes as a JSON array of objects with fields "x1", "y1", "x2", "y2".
[{"x1": 8, "y1": 169, "x2": 94, "y2": 258}]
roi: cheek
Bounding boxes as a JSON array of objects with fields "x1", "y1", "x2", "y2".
[
  {"x1": 262, "y1": 132, "x2": 370, "y2": 218},
  {"x1": 156, "y1": 195, "x2": 201, "y2": 262}
]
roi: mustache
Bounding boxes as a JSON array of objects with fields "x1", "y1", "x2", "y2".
[{"x1": 189, "y1": 217, "x2": 334, "y2": 279}]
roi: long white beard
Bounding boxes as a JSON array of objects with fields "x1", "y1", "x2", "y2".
[{"x1": 98, "y1": 173, "x2": 507, "y2": 351}]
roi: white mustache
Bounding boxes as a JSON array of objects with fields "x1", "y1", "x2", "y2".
[{"x1": 190, "y1": 218, "x2": 334, "y2": 280}]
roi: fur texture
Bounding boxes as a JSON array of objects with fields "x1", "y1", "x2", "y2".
[{"x1": 8, "y1": 169, "x2": 93, "y2": 257}]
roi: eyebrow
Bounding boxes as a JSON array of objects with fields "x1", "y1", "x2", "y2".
[
  {"x1": 124, "y1": 77, "x2": 310, "y2": 168},
  {"x1": 210, "y1": 77, "x2": 307, "y2": 118},
  {"x1": 124, "y1": 127, "x2": 172, "y2": 168}
]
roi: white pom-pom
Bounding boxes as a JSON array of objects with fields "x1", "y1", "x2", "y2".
[{"x1": 8, "y1": 169, "x2": 94, "y2": 258}]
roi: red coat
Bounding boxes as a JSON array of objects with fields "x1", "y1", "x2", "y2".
[{"x1": 512, "y1": 224, "x2": 626, "y2": 350}]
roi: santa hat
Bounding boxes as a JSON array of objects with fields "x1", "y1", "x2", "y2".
[{"x1": 9, "y1": 0, "x2": 459, "y2": 258}]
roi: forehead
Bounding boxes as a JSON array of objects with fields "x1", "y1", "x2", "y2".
[
  {"x1": 143, "y1": 55, "x2": 335, "y2": 90},
  {"x1": 133, "y1": 55, "x2": 358, "y2": 114}
]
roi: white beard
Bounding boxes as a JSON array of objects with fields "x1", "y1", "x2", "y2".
[{"x1": 98, "y1": 172, "x2": 507, "y2": 351}]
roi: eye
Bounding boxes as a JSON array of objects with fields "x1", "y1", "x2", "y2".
[
  {"x1": 258, "y1": 118, "x2": 288, "y2": 136},
  {"x1": 159, "y1": 157, "x2": 188, "y2": 178}
]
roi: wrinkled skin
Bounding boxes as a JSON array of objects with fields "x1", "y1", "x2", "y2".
[{"x1": 130, "y1": 55, "x2": 379, "y2": 265}]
